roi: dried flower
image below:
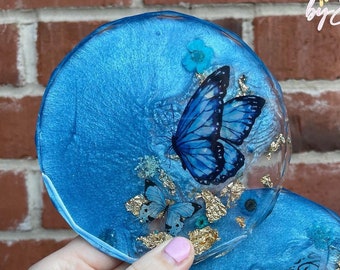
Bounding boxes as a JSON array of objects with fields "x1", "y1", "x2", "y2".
[{"x1": 182, "y1": 39, "x2": 213, "y2": 74}]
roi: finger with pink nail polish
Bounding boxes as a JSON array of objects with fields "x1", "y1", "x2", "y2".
[{"x1": 128, "y1": 237, "x2": 195, "y2": 270}]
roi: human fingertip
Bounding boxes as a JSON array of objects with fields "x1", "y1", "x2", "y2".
[
  {"x1": 163, "y1": 237, "x2": 192, "y2": 264},
  {"x1": 127, "y1": 237, "x2": 194, "y2": 270}
]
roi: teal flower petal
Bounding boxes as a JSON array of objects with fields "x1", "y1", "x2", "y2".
[
  {"x1": 195, "y1": 215, "x2": 209, "y2": 229},
  {"x1": 182, "y1": 39, "x2": 214, "y2": 73}
]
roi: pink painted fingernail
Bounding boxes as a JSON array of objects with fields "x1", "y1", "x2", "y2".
[{"x1": 164, "y1": 237, "x2": 191, "y2": 264}]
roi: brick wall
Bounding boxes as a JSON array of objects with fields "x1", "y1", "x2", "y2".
[{"x1": 0, "y1": 0, "x2": 339, "y2": 268}]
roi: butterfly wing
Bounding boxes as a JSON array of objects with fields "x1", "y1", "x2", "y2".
[
  {"x1": 165, "y1": 202, "x2": 201, "y2": 236},
  {"x1": 212, "y1": 140, "x2": 244, "y2": 184},
  {"x1": 139, "y1": 179, "x2": 166, "y2": 222},
  {"x1": 211, "y1": 95, "x2": 264, "y2": 184},
  {"x1": 220, "y1": 95, "x2": 265, "y2": 145},
  {"x1": 172, "y1": 66, "x2": 230, "y2": 184}
]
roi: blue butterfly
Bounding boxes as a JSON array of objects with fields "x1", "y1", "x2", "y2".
[
  {"x1": 139, "y1": 179, "x2": 201, "y2": 236},
  {"x1": 172, "y1": 66, "x2": 265, "y2": 185}
]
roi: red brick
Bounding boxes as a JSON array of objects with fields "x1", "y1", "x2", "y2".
[
  {"x1": 254, "y1": 15, "x2": 340, "y2": 80},
  {"x1": 0, "y1": 171, "x2": 28, "y2": 230},
  {"x1": 285, "y1": 162, "x2": 340, "y2": 215},
  {"x1": 0, "y1": 0, "x2": 130, "y2": 9},
  {"x1": 0, "y1": 96, "x2": 41, "y2": 158},
  {"x1": 284, "y1": 91, "x2": 340, "y2": 152},
  {"x1": 0, "y1": 24, "x2": 19, "y2": 86},
  {"x1": 212, "y1": 18, "x2": 243, "y2": 38},
  {"x1": 37, "y1": 21, "x2": 107, "y2": 86},
  {"x1": 42, "y1": 186, "x2": 70, "y2": 229},
  {"x1": 0, "y1": 239, "x2": 71, "y2": 269}
]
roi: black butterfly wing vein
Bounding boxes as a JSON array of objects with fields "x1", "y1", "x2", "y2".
[
  {"x1": 212, "y1": 140, "x2": 245, "y2": 185},
  {"x1": 212, "y1": 95, "x2": 265, "y2": 184},
  {"x1": 221, "y1": 95, "x2": 265, "y2": 145}
]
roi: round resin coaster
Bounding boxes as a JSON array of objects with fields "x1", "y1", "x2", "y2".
[{"x1": 36, "y1": 11, "x2": 291, "y2": 264}]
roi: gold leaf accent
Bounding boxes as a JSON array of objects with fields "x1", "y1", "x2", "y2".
[
  {"x1": 237, "y1": 75, "x2": 250, "y2": 96},
  {"x1": 221, "y1": 180, "x2": 246, "y2": 208},
  {"x1": 189, "y1": 226, "x2": 220, "y2": 255},
  {"x1": 137, "y1": 231, "x2": 172, "y2": 249},
  {"x1": 195, "y1": 73, "x2": 206, "y2": 84},
  {"x1": 125, "y1": 194, "x2": 147, "y2": 216},
  {"x1": 158, "y1": 168, "x2": 176, "y2": 195},
  {"x1": 260, "y1": 174, "x2": 273, "y2": 188},
  {"x1": 266, "y1": 134, "x2": 286, "y2": 160},
  {"x1": 197, "y1": 190, "x2": 227, "y2": 223},
  {"x1": 235, "y1": 216, "x2": 246, "y2": 228},
  {"x1": 166, "y1": 154, "x2": 180, "y2": 161}
]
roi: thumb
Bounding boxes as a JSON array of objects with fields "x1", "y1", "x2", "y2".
[{"x1": 127, "y1": 237, "x2": 195, "y2": 270}]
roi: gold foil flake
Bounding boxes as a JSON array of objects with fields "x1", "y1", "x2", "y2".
[
  {"x1": 166, "y1": 154, "x2": 180, "y2": 161},
  {"x1": 189, "y1": 226, "x2": 220, "y2": 255},
  {"x1": 195, "y1": 73, "x2": 206, "y2": 84},
  {"x1": 235, "y1": 216, "x2": 246, "y2": 229},
  {"x1": 137, "y1": 231, "x2": 172, "y2": 249},
  {"x1": 266, "y1": 134, "x2": 286, "y2": 160},
  {"x1": 158, "y1": 168, "x2": 176, "y2": 195},
  {"x1": 196, "y1": 190, "x2": 227, "y2": 223},
  {"x1": 260, "y1": 174, "x2": 273, "y2": 188},
  {"x1": 125, "y1": 194, "x2": 147, "y2": 216},
  {"x1": 237, "y1": 75, "x2": 250, "y2": 96},
  {"x1": 287, "y1": 136, "x2": 292, "y2": 144},
  {"x1": 135, "y1": 155, "x2": 160, "y2": 179},
  {"x1": 221, "y1": 180, "x2": 246, "y2": 208}
]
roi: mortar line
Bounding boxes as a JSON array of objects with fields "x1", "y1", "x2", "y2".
[
  {"x1": 0, "y1": 80, "x2": 339, "y2": 99},
  {"x1": 0, "y1": 229, "x2": 76, "y2": 241},
  {"x1": 0, "y1": 84, "x2": 45, "y2": 98},
  {"x1": 0, "y1": 3, "x2": 312, "y2": 24},
  {"x1": 17, "y1": 23, "x2": 38, "y2": 85},
  {"x1": 24, "y1": 170, "x2": 44, "y2": 231},
  {"x1": 280, "y1": 79, "x2": 340, "y2": 94}
]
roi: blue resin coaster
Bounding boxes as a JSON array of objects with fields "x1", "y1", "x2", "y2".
[{"x1": 36, "y1": 11, "x2": 291, "y2": 264}]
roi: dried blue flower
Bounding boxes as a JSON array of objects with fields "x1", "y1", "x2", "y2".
[
  {"x1": 182, "y1": 39, "x2": 214, "y2": 73},
  {"x1": 307, "y1": 224, "x2": 335, "y2": 250}
]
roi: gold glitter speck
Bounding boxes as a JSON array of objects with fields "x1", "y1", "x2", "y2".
[
  {"x1": 158, "y1": 168, "x2": 176, "y2": 195},
  {"x1": 195, "y1": 73, "x2": 206, "y2": 84},
  {"x1": 235, "y1": 216, "x2": 246, "y2": 228},
  {"x1": 125, "y1": 194, "x2": 147, "y2": 216},
  {"x1": 260, "y1": 174, "x2": 273, "y2": 188},
  {"x1": 221, "y1": 180, "x2": 246, "y2": 208},
  {"x1": 137, "y1": 231, "x2": 172, "y2": 249},
  {"x1": 266, "y1": 134, "x2": 286, "y2": 160},
  {"x1": 237, "y1": 75, "x2": 250, "y2": 96},
  {"x1": 189, "y1": 226, "x2": 220, "y2": 255},
  {"x1": 196, "y1": 190, "x2": 227, "y2": 223}
]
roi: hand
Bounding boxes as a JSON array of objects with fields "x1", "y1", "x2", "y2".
[{"x1": 29, "y1": 236, "x2": 195, "y2": 270}]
